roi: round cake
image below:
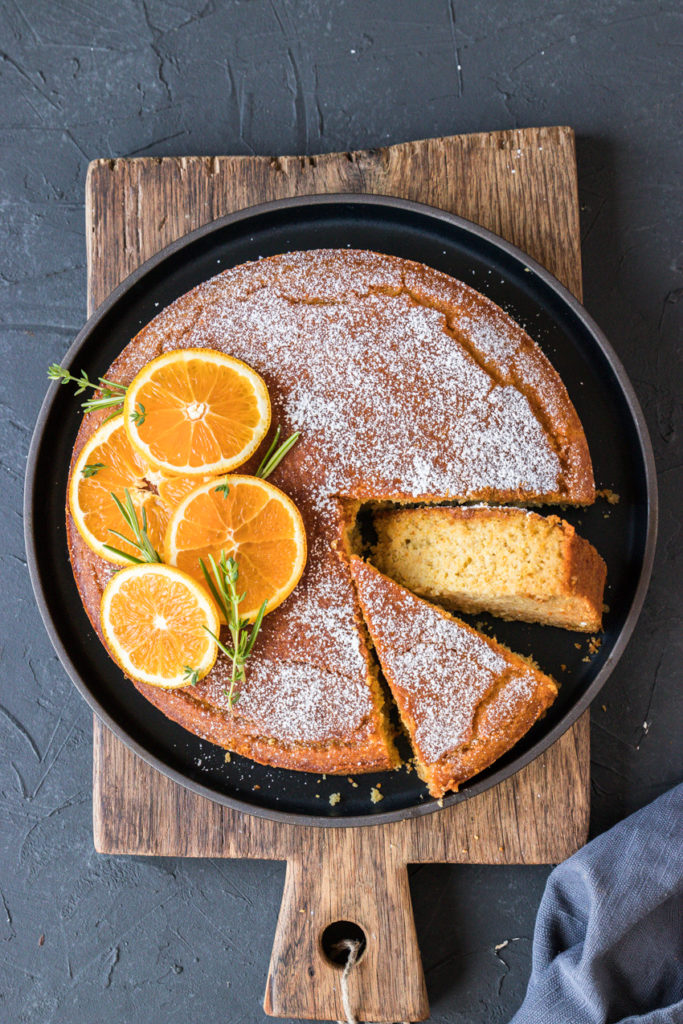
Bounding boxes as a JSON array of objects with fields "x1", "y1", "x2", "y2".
[{"x1": 67, "y1": 249, "x2": 594, "y2": 775}]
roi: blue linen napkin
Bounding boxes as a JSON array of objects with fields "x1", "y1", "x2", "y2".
[{"x1": 510, "y1": 783, "x2": 683, "y2": 1024}]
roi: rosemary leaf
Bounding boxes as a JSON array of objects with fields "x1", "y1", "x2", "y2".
[
  {"x1": 130, "y1": 402, "x2": 146, "y2": 426},
  {"x1": 183, "y1": 666, "x2": 200, "y2": 687},
  {"x1": 82, "y1": 462, "x2": 105, "y2": 477},
  {"x1": 255, "y1": 427, "x2": 300, "y2": 479},
  {"x1": 107, "y1": 488, "x2": 162, "y2": 564},
  {"x1": 102, "y1": 544, "x2": 146, "y2": 564}
]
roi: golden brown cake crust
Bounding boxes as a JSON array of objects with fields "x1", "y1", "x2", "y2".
[
  {"x1": 67, "y1": 249, "x2": 591, "y2": 778},
  {"x1": 351, "y1": 558, "x2": 558, "y2": 798}
]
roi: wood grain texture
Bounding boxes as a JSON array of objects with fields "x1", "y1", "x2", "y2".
[{"x1": 88, "y1": 125, "x2": 590, "y2": 1022}]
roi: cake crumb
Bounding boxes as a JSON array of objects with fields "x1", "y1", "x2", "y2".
[
  {"x1": 602, "y1": 704, "x2": 607, "y2": 712},
  {"x1": 574, "y1": 642, "x2": 582, "y2": 649},
  {"x1": 347, "y1": 777, "x2": 358, "y2": 788},
  {"x1": 253, "y1": 784, "x2": 260, "y2": 790},
  {"x1": 329, "y1": 792, "x2": 341, "y2": 806},
  {"x1": 224, "y1": 751, "x2": 231, "y2": 763},
  {"x1": 588, "y1": 635, "x2": 602, "y2": 655},
  {"x1": 437, "y1": 798, "x2": 444, "y2": 807},
  {"x1": 582, "y1": 656, "x2": 590, "y2": 663},
  {"x1": 370, "y1": 787, "x2": 384, "y2": 803},
  {"x1": 597, "y1": 488, "x2": 620, "y2": 504}
]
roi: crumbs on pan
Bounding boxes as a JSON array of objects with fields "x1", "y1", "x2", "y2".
[
  {"x1": 347, "y1": 777, "x2": 358, "y2": 788},
  {"x1": 329, "y1": 793, "x2": 341, "y2": 806},
  {"x1": 588, "y1": 636, "x2": 602, "y2": 655},
  {"x1": 224, "y1": 751, "x2": 231, "y2": 763},
  {"x1": 597, "y1": 488, "x2": 620, "y2": 504},
  {"x1": 370, "y1": 786, "x2": 383, "y2": 804}
]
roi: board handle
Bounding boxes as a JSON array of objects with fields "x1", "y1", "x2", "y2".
[{"x1": 264, "y1": 828, "x2": 429, "y2": 1022}]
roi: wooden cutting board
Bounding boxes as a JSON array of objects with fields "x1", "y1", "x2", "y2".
[{"x1": 87, "y1": 126, "x2": 590, "y2": 1023}]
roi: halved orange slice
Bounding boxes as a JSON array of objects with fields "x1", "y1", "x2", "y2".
[
  {"x1": 101, "y1": 564, "x2": 220, "y2": 688},
  {"x1": 123, "y1": 349, "x2": 271, "y2": 476},
  {"x1": 165, "y1": 475, "x2": 307, "y2": 621},
  {"x1": 69, "y1": 415, "x2": 169, "y2": 564}
]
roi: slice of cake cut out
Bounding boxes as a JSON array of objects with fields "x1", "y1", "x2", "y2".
[
  {"x1": 372, "y1": 505, "x2": 606, "y2": 632},
  {"x1": 350, "y1": 557, "x2": 558, "y2": 798}
]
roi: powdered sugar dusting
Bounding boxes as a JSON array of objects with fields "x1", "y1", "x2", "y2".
[
  {"x1": 353, "y1": 560, "x2": 539, "y2": 763},
  {"x1": 203, "y1": 655, "x2": 374, "y2": 744},
  {"x1": 162, "y1": 254, "x2": 562, "y2": 504}
]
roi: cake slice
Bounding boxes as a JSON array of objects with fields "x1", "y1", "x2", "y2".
[
  {"x1": 350, "y1": 558, "x2": 558, "y2": 798},
  {"x1": 372, "y1": 506, "x2": 606, "y2": 633}
]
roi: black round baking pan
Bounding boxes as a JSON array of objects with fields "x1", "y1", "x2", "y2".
[{"x1": 24, "y1": 194, "x2": 657, "y2": 827}]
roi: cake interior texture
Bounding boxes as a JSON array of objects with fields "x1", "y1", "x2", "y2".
[
  {"x1": 351, "y1": 558, "x2": 559, "y2": 798},
  {"x1": 372, "y1": 505, "x2": 606, "y2": 633}
]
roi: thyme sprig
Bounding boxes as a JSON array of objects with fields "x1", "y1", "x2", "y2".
[
  {"x1": 199, "y1": 552, "x2": 267, "y2": 709},
  {"x1": 47, "y1": 363, "x2": 127, "y2": 416},
  {"x1": 103, "y1": 488, "x2": 163, "y2": 564},
  {"x1": 255, "y1": 427, "x2": 300, "y2": 480}
]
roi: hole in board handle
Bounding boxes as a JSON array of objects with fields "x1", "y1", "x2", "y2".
[{"x1": 320, "y1": 920, "x2": 367, "y2": 968}]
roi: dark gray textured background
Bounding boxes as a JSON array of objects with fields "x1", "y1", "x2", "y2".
[{"x1": 2, "y1": 1, "x2": 681, "y2": 1021}]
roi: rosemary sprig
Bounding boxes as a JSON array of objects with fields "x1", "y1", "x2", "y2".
[
  {"x1": 103, "y1": 488, "x2": 163, "y2": 564},
  {"x1": 255, "y1": 427, "x2": 300, "y2": 480},
  {"x1": 130, "y1": 402, "x2": 146, "y2": 426},
  {"x1": 199, "y1": 552, "x2": 267, "y2": 709},
  {"x1": 47, "y1": 363, "x2": 127, "y2": 416},
  {"x1": 82, "y1": 462, "x2": 105, "y2": 478},
  {"x1": 183, "y1": 666, "x2": 199, "y2": 687},
  {"x1": 215, "y1": 478, "x2": 230, "y2": 498}
]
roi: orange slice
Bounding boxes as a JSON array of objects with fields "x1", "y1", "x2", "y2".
[
  {"x1": 123, "y1": 348, "x2": 271, "y2": 476},
  {"x1": 101, "y1": 564, "x2": 220, "y2": 688},
  {"x1": 165, "y1": 475, "x2": 307, "y2": 621},
  {"x1": 69, "y1": 415, "x2": 169, "y2": 564}
]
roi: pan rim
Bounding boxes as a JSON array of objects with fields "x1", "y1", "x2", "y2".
[{"x1": 24, "y1": 192, "x2": 658, "y2": 828}]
